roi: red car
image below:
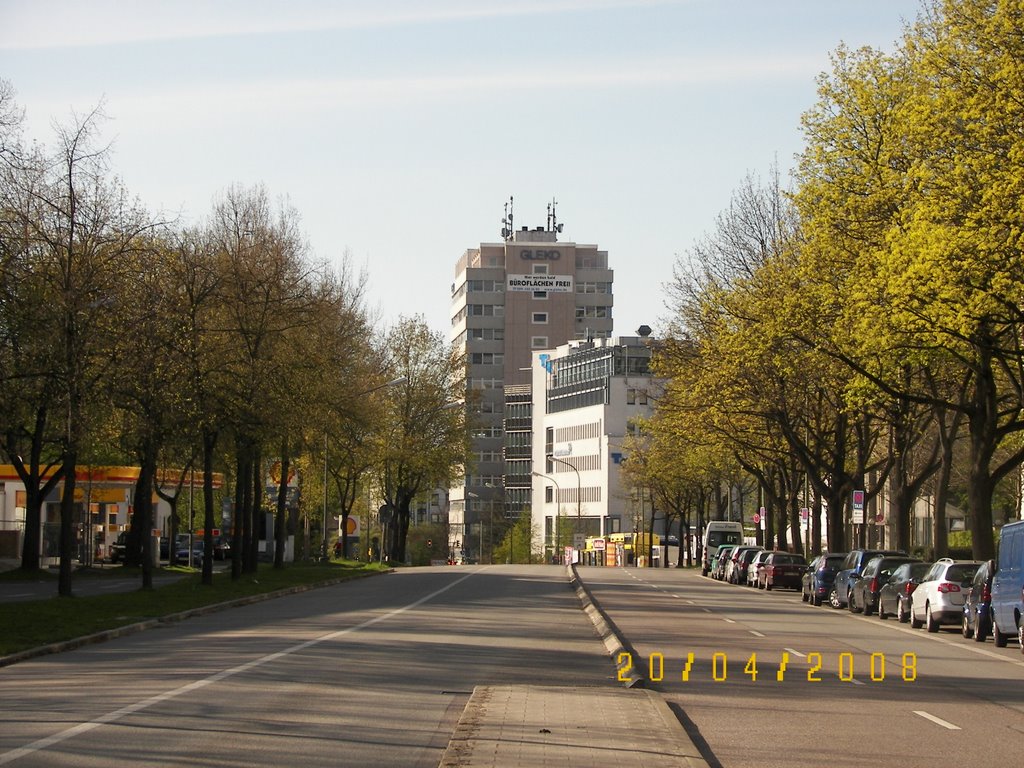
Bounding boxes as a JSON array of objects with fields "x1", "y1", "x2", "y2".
[{"x1": 758, "y1": 551, "x2": 807, "y2": 591}]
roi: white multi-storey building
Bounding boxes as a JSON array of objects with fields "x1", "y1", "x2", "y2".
[{"x1": 528, "y1": 334, "x2": 659, "y2": 560}]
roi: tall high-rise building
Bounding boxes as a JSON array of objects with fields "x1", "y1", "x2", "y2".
[{"x1": 448, "y1": 202, "x2": 613, "y2": 562}]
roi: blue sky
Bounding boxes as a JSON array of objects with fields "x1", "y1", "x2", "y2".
[{"x1": 0, "y1": 0, "x2": 921, "y2": 337}]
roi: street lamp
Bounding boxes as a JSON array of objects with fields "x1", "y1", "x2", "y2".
[
  {"x1": 547, "y1": 454, "x2": 582, "y2": 538},
  {"x1": 532, "y1": 470, "x2": 562, "y2": 562},
  {"x1": 322, "y1": 376, "x2": 407, "y2": 561}
]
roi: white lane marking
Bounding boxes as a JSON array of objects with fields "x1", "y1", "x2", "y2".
[
  {"x1": 849, "y1": 614, "x2": 1024, "y2": 669},
  {"x1": 849, "y1": 678, "x2": 866, "y2": 686},
  {"x1": 0, "y1": 570, "x2": 481, "y2": 765},
  {"x1": 783, "y1": 647, "x2": 806, "y2": 658},
  {"x1": 671, "y1": 594, "x2": 681, "y2": 598},
  {"x1": 684, "y1": 600, "x2": 696, "y2": 605},
  {"x1": 749, "y1": 630, "x2": 765, "y2": 637},
  {"x1": 913, "y1": 711, "x2": 961, "y2": 730},
  {"x1": 723, "y1": 618, "x2": 737, "y2": 624},
  {"x1": 702, "y1": 608, "x2": 712, "y2": 613}
]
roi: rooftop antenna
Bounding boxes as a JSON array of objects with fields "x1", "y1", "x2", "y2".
[
  {"x1": 549, "y1": 197, "x2": 563, "y2": 236},
  {"x1": 500, "y1": 196, "x2": 514, "y2": 241}
]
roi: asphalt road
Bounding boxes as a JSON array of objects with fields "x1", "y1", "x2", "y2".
[
  {"x1": 0, "y1": 565, "x2": 613, "y2": 767},
  {"x1": 576, "y1": 565, "x2": 1024, "y2": 768}
]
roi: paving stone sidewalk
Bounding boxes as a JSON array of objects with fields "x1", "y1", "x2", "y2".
[{"x1": 438, "y1": 684, "x2": 709, "y2": 768}]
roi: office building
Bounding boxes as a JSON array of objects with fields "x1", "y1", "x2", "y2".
[
  {"x1": 448, "y1": 202, "x2": 613, "y2": 561},
  {"x1": 528, "y1": 335, "x2": 659, "y2": 560}
]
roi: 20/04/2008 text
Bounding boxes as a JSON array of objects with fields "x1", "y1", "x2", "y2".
[{"x1": 616, "y1": 651, "x2": 918, "y2": 683}]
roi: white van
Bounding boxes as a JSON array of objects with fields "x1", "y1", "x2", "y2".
[{"x1": 702, "y1": 521, "x2": 744, "y2": 576}]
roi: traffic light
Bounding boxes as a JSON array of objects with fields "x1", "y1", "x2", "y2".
[{"x1": 426, "y1": 539, "x2": 433, "y2": 548}]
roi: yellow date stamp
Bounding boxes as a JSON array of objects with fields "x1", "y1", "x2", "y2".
[{"x1": 617, "y1": 651, "x2": 918, "y2": 683}]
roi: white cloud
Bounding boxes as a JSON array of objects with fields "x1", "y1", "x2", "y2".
[
  {"x1": 0, "y1": 0, "x2": 683, "y2": 50},
  {"x1": 43, "y1": 55, "x2": 818, "y2": 123}
]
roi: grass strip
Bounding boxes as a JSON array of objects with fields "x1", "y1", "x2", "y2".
[{"x1": 1, "y1": 561, "x2": 388, "y2": 658}]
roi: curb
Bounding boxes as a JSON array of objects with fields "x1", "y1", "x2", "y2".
[
  {"x1": 0, "y1": 568, "x2": 391, "y2": 669},
  {"x1": 567, "y1": 563, "x2": 645, "y2": 688}
]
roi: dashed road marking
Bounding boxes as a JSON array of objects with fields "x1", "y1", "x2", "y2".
[{"x1": 913, "y1": 711, "x2": 960, "y2": 730}]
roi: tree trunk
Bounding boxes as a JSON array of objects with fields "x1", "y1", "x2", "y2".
[
  {"x1": 201, "y1": 428, "x2": 218, "y2": 586},
  {"x1": 58, "y1": 446, "x2": 77, "y2": 597},
  {"x1": 274, "y1": 440, "x2": 289, "y2": 569}
]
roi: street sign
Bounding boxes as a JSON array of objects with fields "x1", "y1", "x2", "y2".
[
  {"x1": 573, "y1": 533, "x2": 586, "y2": 550},
  {"x1": 852, "y1": 509, "x2": 865, "y2": 525},
  {"x1": 592, "y1": 538, "x2": 606, "y2": 551}
]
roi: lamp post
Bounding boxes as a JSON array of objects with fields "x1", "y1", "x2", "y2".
[
  {"x1": 532, "y1": 470, "x2": 562, "y2": 562},
  {"x1": 322, "y1": 376, "x2": 407, "y2": 561},
  {"x1": 548, "y1": 454, "x2": 582, "y2": 538}
]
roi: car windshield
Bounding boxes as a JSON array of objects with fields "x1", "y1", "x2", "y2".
[{"x1": 707, "y1": 532, "x2": 742, "y2": 547}]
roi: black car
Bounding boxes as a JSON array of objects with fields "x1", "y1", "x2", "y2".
[
  {"x1": 802, "y1": 553, "x2": 846, "y2": 606},
  {"x1": 962, "y1": 559, "x2": 995, "y2": 642},
  {"x1": 830, "y1": 549, "x2": 906, "y2": 608},
  {"x1": 848, "y1": 555, "x2": 920, "y2": 615},
  {"x1": 729, "y1": 546, "x2": 764, "y2": 585},
  {"x1": 877, "y1": 561, "x2": 930, "y2": 622},
  {"x1": 109, "y1": 531, "x2": 128, "y2": 563}
]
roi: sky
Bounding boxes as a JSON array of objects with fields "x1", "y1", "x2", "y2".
[{"x1": 0, "y1": 0, "x2": 923, "y2": 338}]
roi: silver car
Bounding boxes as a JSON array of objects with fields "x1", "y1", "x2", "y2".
[
  {"x1": 909, "y1": 558, "x2": 982, "y2": 632},
  {"x1": 747, "y1": 550, "x2": 771, "y2": 587}
]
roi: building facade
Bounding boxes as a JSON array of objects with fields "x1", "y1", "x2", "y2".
[
  {"x1": 449, "y1": 206, "x2": 614, "y2": 562},
  {"x1": 528, "y1": 335, "x2": 658, "y2": 560}
]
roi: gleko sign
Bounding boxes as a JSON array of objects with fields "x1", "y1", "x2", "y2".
[
  {"x1": 507, "y1": 274, "x2": 573, "y2": 292},
  {"x1": 519, "y1": 248, "x2": 561, "y2": 260}
]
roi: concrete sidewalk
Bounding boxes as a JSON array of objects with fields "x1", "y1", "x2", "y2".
[{"x1": 437, "y1": 685, "x2": 708, "y2": 768}]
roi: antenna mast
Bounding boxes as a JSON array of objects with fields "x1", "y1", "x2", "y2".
[{"x1": 501, "y1": 196, "x2": 514, "y2": 241}]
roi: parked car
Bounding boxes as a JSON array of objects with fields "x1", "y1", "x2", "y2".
[
  {"x1": 711, "y1": 544, "x2": 739, "y2": 580},
  {"x1": 962, "y1": 559, "x2": 995, "y2": 642},
  {"x1": 728, "y1": 546, "x2": 764, "y2": 585},
  {"x1": 213, "y1": 536, "x2": 231, "y2": 561},
  {"x1": 877, "y1": 561, "x2": 930, "y2": 622},
  {"x1": 758, "y1": 551, "x2": 807, "y2": 591},
  {"x1": 802, "y1": 553, "x2": 846, "y2": 606},
  {"x1": 830, "y1": 549, "x2": 906, "y2": 609},
  {"x1": 991, "y1": 519, "x2": 1024, "y2": 649},
  {"x1": 748, "y1": 550, "x2": 772, "y2": 587},
  {"x1": 910, "y1": 558, "x2": 982, "y2": 632},
  {"x1": 848, "y1": 555, "x2": 920, "y2": 615},
  {"x1": 176, "y1": 541, "x2": 204, "y2": 568},
  {"x1": 109, "y1": 531, "x2": 127, "y2": 563}
]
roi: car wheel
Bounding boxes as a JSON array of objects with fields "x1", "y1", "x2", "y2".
[
  {"x1": 848, "y1": 592, "x2": 859, "y2": 613},
  {"x1": 878, "y1": 600, "x2": 888, "y2": 620},
  {"x1": 994, "y1": 620, "x2": 1008, "y2": 648},
  {"x1": 925, "y1": 604, "x2": 940, "y2": 633},
  {"x1": 910, "y1": 601, "x2": 923, "y2": 629},
  {"x1": 897, "y1": 598, "x2": 909, "y2": 624},
  {"x1": 962, "y1": 611, "x2": 974, "y2": 639},
  {"x1": 828, "y1": 588, "x2": 841, "y2": 609},
  {"x1": 975, "y1": 614, "x2": 989, "y2": 642},
  {"x1": 1018, "y1": 623, "x2": 1024, "y2": 654}
]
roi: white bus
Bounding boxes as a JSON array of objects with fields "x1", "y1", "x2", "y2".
[{"x1": 701, "y1": 521, "x2": 744, "y2": 576}]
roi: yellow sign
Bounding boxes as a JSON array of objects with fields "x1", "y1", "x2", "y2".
[{"x1": 73, "y1": 488, "x2": 127, "y2": 503}]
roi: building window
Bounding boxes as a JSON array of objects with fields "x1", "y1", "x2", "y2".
[
  {"x1": 532, "y1": 312, "x2": 548, "y2": 324},
  {"x1": 531, "y1": 336, "x2": 548, "y2": 349},
  {"x1": 545, "y1": 486, "x2": 553, "y2": 503},
  {"x1": 533, "y1": 290, "x2": 547, "y2": 299},
  {"x1": 533, "y1": 264, "x2": 548, "y2": 275}
]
